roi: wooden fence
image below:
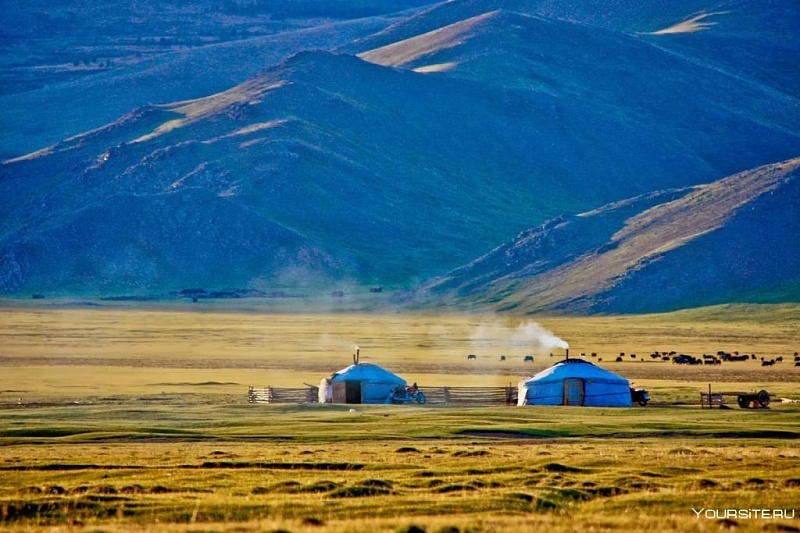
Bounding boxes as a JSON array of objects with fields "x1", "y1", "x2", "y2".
[
  {"x1": 248, "y1": 386, "x2": 517, "y2": 405},
  {"x1": 248, "y1": 386, "x2": 318, "y2": 404},
  {"x1": 424, "y1": 386, "x2": 518, "y2": 405}
]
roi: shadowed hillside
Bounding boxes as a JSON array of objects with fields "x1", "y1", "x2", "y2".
[
  {"x1": 406, "y1": 158, "x2": 800, "y2": 314},
  {"x1": 1, "y1": 0, "x2": 798, "y2": 305}
]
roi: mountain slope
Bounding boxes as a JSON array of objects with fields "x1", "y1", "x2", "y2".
[
  {"x1": 0, "y1": 189, "x2": 347, "y2": 295},
  {"x1": 1, "y1": 0, "x2": 799, "y2": 301},
  {"x1": 0, "y1": 3, "x2": 432, "y2": 161},
  {"x1": 351, "y1": 7, "x2": 800, "y2": 188},
  {"x1": 407, "y1": 157, "x2": 800, "y2": 314}
]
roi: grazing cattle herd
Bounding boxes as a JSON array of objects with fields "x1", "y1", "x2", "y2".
[{"x1": 467, "y1": 351, "x2": 800, "y2": 366}]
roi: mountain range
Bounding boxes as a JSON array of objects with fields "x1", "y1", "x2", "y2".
[
  {"x1": 1, "y1": 0, "x2": 798, "y2": 313},
  {"x1": 406, "y1": 157, "x2": 800, "y2": 313}
]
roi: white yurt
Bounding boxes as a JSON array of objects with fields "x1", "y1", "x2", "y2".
[
  {"x1": 517, "y1": 358, "x2": 632, "y2": 407},
  {"x1": 318, "y1": 362, "x2": 406, "y2": 404}
]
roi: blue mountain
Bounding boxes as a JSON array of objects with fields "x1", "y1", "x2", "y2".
[{"x1": 1, "y1": 0, "x2": 798, "y2": 310}]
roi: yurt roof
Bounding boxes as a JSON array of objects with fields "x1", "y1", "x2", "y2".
[
  {"x1": 330, "y1": 362, "x2": 406, "y2": 384},
  {"x1": 522, "y1": 358, "x2": 629, "y2": 385}
]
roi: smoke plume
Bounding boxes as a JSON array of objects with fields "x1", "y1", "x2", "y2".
[{"x1": 470, "y1": 319, "x2": 569, "y2": 352}]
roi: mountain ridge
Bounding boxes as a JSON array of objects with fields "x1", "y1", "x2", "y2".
[
  {"x1": 1, "y1": 0, "x2": 798, "y2": 311},
  {"x1": 406, "y1": 157, "x2": 800, "y2": 314}
]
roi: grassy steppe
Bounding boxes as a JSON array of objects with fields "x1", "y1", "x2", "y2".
[
  {"x1": 1, "y1": 404, "x2": 800, "y2": 532},
  {"x1": 0, "y1": 399, "x2": 800, "y2": 531},
  {"x1": 0, "y1": 302, "x2": 799, "y2": 531},
  {"x1": 1, "y1": 301, "x2": 799, "y2": 400}
]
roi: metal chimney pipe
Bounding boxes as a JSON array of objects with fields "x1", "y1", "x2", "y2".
[{"x1": 566, "y1": 348, "x2": 569, "y2": 360}]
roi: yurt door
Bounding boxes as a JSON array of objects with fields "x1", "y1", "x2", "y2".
[
  {"x1": 563, "y1": 379, "x2": 585, "y2": 406},
  {"x1": 332, "y1": 382, "x2": 348, "y2": 403},
  {"x1": 344, "y1": 381, "x2": 362, "y2": 404},
  {"x1": 332, "y1": 381, "x2": 363, "y2": 404}
]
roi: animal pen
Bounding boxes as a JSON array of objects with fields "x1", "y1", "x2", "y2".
[{"x1": 248, "y1": 385, "x2": 518, "y2": 405}]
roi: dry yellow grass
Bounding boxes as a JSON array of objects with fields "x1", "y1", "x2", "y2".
[
  {"x1": 412, "y1": 62, "x2": 459, "y2": 73},
  {"x1": 1, "y1": 428, "x2": 799, "y2": 532},
  {"x1": 1, "y1": 303, "x2": 799, "y2": 532},
  {"x1": 0, "y1": 303, "x2": 798, "y2": 402},
  {"x1": 131, "y1": 80, "x2": 287, "y2": 143},
  {"x1": 648, "y1": 12, "x2": 727, "y2": 35},
  {"x1": 358, "y1": 11, "x2": 497, "y2": 68}
]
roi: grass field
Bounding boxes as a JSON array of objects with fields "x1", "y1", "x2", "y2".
[{"x1": 1, "y1": 301, "x2": 799, "y2": 531}]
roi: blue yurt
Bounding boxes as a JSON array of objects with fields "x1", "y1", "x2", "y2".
[
  {"x1": 318, "y1": 361, "x2": 406, "y2": 404},
  {"x1": 517, "y1": 358, "x2": 632, "y2": 407}
]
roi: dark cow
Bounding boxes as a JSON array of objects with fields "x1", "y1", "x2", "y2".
[
  {"x1": 673, "y1": 354, "x2": 701, "y2": 365},
  {"x1": 523, "y1": 355, "x2": 534, "y2": 362},
  {"x1": 723, "y1": 354, "x2": 749, "y2": 362},
  {"x1": 467, "y1": 354, "x2": 477, "y2": 361},
  {"x1": 500, "y1": 355, "x2": 506, "y2": 361}
]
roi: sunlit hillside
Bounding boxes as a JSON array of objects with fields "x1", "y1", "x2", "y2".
[{"x1": 408, "y1": 158, "x2": 800, "y2": 313}]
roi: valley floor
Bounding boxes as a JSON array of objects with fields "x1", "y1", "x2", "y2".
[{"x1": 0, "y1": 303, "x2": 798, "y2": 531}]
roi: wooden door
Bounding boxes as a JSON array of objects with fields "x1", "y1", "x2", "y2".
[{"x1": 563, "y1": 379, "x2": 585, "y2": 406}]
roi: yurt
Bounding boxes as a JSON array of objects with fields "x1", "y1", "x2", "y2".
[
  {"x1": 517, "y1": 358, "x2": 632, "y2": 407},
  {"x1": 318, "y1": 360, "x2": 406, "y2": 405}
]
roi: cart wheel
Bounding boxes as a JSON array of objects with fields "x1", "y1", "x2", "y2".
[
  {"x1": 638, "y1": 399, "x2": 648, "y2": 407},
  {"x1": 737, "y1": 395, "x2": 750, "y2": 409},
  {"x1": 416, "y1": 392, "x2": 427, "y2": 405},
  {"x1": 757, "y1": 390, "x2": 770, "y2": 408}
]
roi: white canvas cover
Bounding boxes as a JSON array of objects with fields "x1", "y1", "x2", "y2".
[
  {"x1": 323, "y1": 363, "x2": 406, "y2": 404},
  {"x1": 318, "y1": 377, "x2": 333, "y2": 403},
  {"x1": 517, "y1": 359, "x2": 632, "y2": 407}
]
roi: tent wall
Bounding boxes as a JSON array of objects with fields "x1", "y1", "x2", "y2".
[
  {"x1": 519, "y1": 378, "x2": 632, "y2": 407},
  {"x1": 329, "y1": 380, "x2": 403, "y2": 404},
  {"x1": 581, "y1": 381, "x2": 632, "y2": 407},
  {"x1": 361, "y1": 381, "x2": 399, "y2": 404},
  {"x1": 324, "y1": 363, "x2": 407, "y2": 405}
]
